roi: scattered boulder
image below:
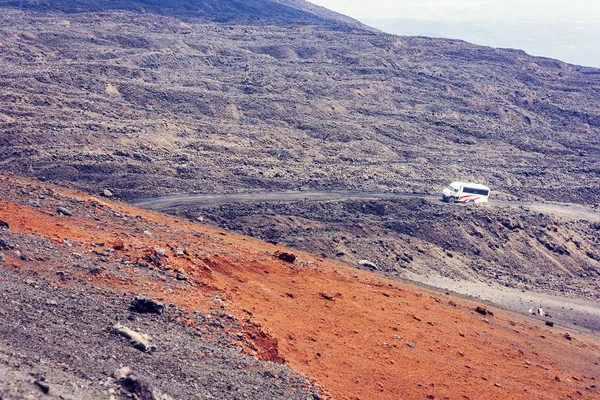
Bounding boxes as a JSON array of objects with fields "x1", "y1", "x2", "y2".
[
  {"x1": 113, "y1": 367, "x2": 157, "y2": 400},
  {"x1": 0, "y1": 220, "x2": 9, "y2": 229},
  {"x1": 176, "y1": 272, "x2": 188, "y2": 281},
  {"x1": 275, "y1": 251, "x2": 296, "y2": 263},
  {"x1": 564, "y1": 333, "x2": 572, "y2": 341},
  {"x1": 545, "y1": 321, "x2": 554, "y2": 327},
  {"x1": 34, "y1": 379, "x2": 50, "y2": 394},
  {"x1": 113, "y1": 239, "x2": 125, "y2": 250},
  {"x1": 502, "y1": 218, "x2": 523, "y2": 231},
  {"x1": 102, "y1": 189, "x2": 114, "y2": 198},
  {"x1": 28, "y1": 199, "x2": 41, "y2": 207},
  {"x1": 130, "y1": 297, "x2": 164, "y2": 315},
  {"x1": 57, "y1": 206, "x2": 72, "y2": 216},
  {"x1": 475, "y1": 306, "x2": 493, "y2": 316},
  {"x1": 319, "y1": 292, "x2": 335, "y2": 301},
  {"x1": 112, "y1": 323, "x2": 155, "y2": 352},
  {"x1": 358, "y1": 259, "x2": 377, "y2": 270}
]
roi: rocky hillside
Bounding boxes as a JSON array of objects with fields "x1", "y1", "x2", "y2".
[
  {"x1": 181, "y1": 197, "x2": 600, "y2": 305},
  {"x1": 0, "y1": 0, "x2": 366, "y2": 26},
  {"x1": 1, "y1": 174, "x2": 599, "y2": 399},
  {"x1": 0, "y1": 1, "x2": 599, "y2": 203}
]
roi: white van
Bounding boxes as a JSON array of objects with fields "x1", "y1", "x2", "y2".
[{"x1": 442, "y1": 182, "x2": 490, "y2": 203}]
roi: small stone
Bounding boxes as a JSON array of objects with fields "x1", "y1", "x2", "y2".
[
  {"x1": 176, "y1": 273, "x2": 188, "y2": 281},
  {"x1": 406, "y1": 342, "x2": 415, "y2": 349},
  {"x1": 275, "y1": 251, "x2": 296, "y2": 263},
  {"x1": 143, "y1": 230, "x2": 152, "y2": 236},
  {"x1": 475, "y1": 306, "x2": 488, "y2": 315},
  {"x1": 545, "y1": 321, "x2": 554, "y2": 327},
  {"x1": 57, "y1": 207, "x2": 72, "y2": 216},
  {"x1": 0, "y1": 220, "x2": 9, "y2": 229},
  {"x1": 564, "y1": 333, "x2": 572, "y2": 340},
  {"x1": 130, "y1": 297, "x2": 164, "y2": 315},
  {"x1": 358, "y1": 259, "x2": 377, "y2": 270},
  {"x1": 176, "y1": 248, "x2": 185, "y2": 256},
  {"x1": 112, "y1": 324, "x2": 155, "y2": 352},
  {"x1": 0, "y1": 253, "x2": 4, "y2": 262},
  {"x1": 28, "y1": 199, "x2": 41, "y2": 207},
  {"x1": 34, "y1": 380, "x2": 50, "y2": 394},
  {"x1": 113, "y1": 367, "x2": 159, "y2": 399},
  {"x1": 103, "y1": 189, "x2": 113, "y2": 198}
]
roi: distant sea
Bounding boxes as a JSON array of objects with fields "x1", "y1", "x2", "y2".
[{"x1": 363, "y1": 19, "x2": 600, "y2": 69}]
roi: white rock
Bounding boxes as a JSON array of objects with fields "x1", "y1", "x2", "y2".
[{"x1": 112, "y1": 324, "x2": 155, "y2": 352}]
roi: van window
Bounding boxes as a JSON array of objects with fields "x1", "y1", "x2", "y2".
[{"x1": 463, "y1": 187, "x2": 489, "y2": 196}]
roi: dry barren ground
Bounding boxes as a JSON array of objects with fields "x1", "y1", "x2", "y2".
[{"x1": 1, "y1": 174, "x2": 599, "y2": 399}]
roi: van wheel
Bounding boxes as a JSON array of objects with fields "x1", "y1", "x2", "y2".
[{"x1": 448, "y1": 197, "x2": 456, "y2": 203}]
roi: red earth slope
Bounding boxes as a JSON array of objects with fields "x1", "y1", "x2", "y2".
[{"x1": 0, "y1": 174, "x2": 598, "y2": 399}]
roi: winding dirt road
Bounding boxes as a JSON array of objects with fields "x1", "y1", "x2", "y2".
[{"x1": 131, "y1": 191, "x2": 599, "y2": 221}]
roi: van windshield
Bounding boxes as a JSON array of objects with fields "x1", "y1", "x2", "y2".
[{"x1": 448, "y1": 185, "x2": 458, "y2": 192}]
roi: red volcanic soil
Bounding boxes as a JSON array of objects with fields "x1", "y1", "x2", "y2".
[{"x1": 0, "y1": 175, "x2": 598, "y2": 399}]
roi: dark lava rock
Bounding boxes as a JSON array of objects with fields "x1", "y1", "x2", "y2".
[
  {"x1": 34, "y1": 379, "x2": 50, "y2": 394},
  {"x1": 545, "y1": 321, "x2": 554, "y2": 327},
  {"x1": 176, "y1": 272, "x2": 188, "y2": 281},
  {"x1": 114, "y1": 367, "x2": 155, "y2": 400},
  {"x1": 130, "y1": 297, "x2": 165, "y2": 315},
  {"x1": 475, "y1": 306, "x2": 489, "y2": 316},
  {"x1": 0, "y1": 220, "x2": 8, "y2": 229},
  {"x1": 275, "y1": 251, "x2": 296, "y2": 263}
]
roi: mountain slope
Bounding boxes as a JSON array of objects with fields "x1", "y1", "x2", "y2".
[
  {"x1": 0, "y1": 0, "x2": 367, "y2": 26},
  {"x1": 1, "y1": 174, "x2": 599, "y2": 399},
  {"x1": 0, "y1": 2, "x2": 598, "y2": 204}
]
